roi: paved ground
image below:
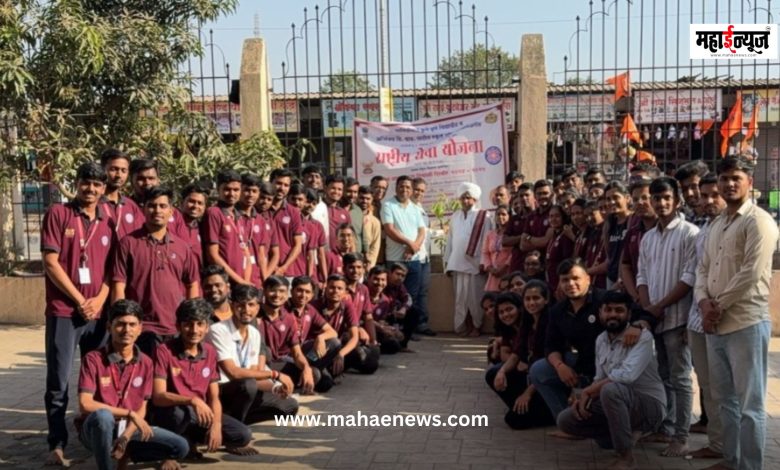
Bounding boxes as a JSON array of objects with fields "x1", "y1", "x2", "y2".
[{"x1": 1, "y1": 326, "x2": 780, "y2": 469}]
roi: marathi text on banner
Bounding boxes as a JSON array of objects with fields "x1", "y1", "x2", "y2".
[
  {"x1": 353, "y1": 103, "x2": 508, "y2": 211},
  {"x1": 417, "y1": 98, "x2": 516, "y2": 132},
  {"x1": 634, "y1": 89, "x2": 722, "y2": 124},
  {"x1": 272, "y1": 99, "x2": 299, "y2": 133},
  {"x1": 547, "y1": 94, "x2": 615, "y2": 122},
  {"x1": 322, "y1": 97, "x2": 416, "y2": 137},
  {"x1": 742, "y1": 89, "x2": 780, "y2": 122}
]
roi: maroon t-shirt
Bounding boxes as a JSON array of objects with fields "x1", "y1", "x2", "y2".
[
  {"x1": 270, "y1": 202, "x2": 305, "y2": 277},
  {"x1": 112, "y1": 229, "x2": 199, "y2": 335},
  {"x1": 238, "y1": 208, "x2": 265, "y2": 286},
  {"x1": 203, "y1": 204, "x2": 251, "y2": 282},
  {"x1": 41, "y1": 202, "x2": 116, "y2": 318},
  {"x1": 78, "y1": 345, "x2": 153, "y2": 413},
  {"x1": 505, "y1": 212, "x2": 530, "y2": 271},
  {"x1": 153, "y1": 339, "x2": 219, "y2": 401},
  {"x1": 312, "y1": 298, "x2": 360, "y2": 336},
  {"x1": 584, "y1": 225, "x2": 607, "y2": 288},
  {"x1": 383, "y1": 282, "x2": 412, "y2": 312},
  {"x1": 524, "y1": 207, "x2": 551, "y2": 260},
  {"x1": 257, "y1": 312, "x2": 301, "y2": 361},
  {"x1": 346, "y1": 283, "x2": 371, "y2": 321},
  {"x1": 545, "y1": 231, "x2": 575, "y2": 293},
  {"x1": 326, "y1": 204, "x2": 352, "y2": 252},
  {"x1": 301, "y1": 217, "x2": 326, "y2": 277},
  {"x1": 284, "y1": 303, "x2": 329, "y2": 342},
  {"x1": 326, "y1": 250, "x2": 344, "y2": 276},
  {"x1": 169, "y1": 208, "x2": 203, "y2": 268},
  {"x1": 621, "y1": 218, "x2": 653, "y2": 278},
  {"x1": 366, "y1": 292, "x2": 394, "y2": 322},
  {"x1": 101, "y1": 196, "x2": 145, "y2": 240}
]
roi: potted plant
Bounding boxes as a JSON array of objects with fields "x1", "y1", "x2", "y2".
[{"x1": 428, "y1": 193, "x2": 460, "y2": 274}]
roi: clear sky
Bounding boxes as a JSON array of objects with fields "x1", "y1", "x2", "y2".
[{"x1": 197, "y1": 0, "x2": 770, "y2": 95}]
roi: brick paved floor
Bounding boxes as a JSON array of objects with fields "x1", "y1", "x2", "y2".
[{"x1": 1, "y1": 325, "x2": 779, "y2": 469}]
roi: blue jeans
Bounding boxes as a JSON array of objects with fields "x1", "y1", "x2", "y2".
[
  {"x1": 655, "y1": 326, "x2": 693, "y2": 440},
  {"x1": 80, "y1": 409, "x2": 188, "y2": 470},
  {"x1": 528, "y1": 352, "x2": 584, "y2": 420},
  {"x1": 707, "y1": 321, "x2": 770, "y2": 470},
  {"x1": 415, "y1": 261, "x2": 431, "y2": 329},
  {"x1": 400, "y1": 260, "x2": 422, "y2": 303}
]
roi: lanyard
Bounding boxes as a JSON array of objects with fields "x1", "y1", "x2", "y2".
[
  {"x1": 235, "y1": 338, "x2": 251, "y2": 368},
  {"x1": 224, "y1": 211, "x2": 248, "y2": 251},
  {"x1": 110, "y1": 361, "x2": 137, "y2": 408},
  {"x1": 76, "y1": 216, "x2": 100, "y2": 264}
]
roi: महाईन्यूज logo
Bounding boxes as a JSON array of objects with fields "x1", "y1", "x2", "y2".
[{"x1": 690, "y1": 24, "x2": 778, "y2": 60}]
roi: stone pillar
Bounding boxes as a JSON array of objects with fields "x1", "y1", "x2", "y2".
[
  {"x1": 515, "y1": 34, "x2": 547, "y2": 181},
  {"x1": 240, "y1": 38, "x2": 272, "y2": 139}
]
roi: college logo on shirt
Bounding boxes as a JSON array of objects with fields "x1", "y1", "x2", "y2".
[
  {"x1": 101, "y1": 235, "x2": 109, "y2": 247},
  {"x1": 125, "y1": 213, "x2": 134, "y2": 224},
  {"x1": 302, "y1": 232, "x2": 308, "y2": 244},
  {"x1": 170, "y1": 253, "x2": 177, "y2": 260},
  {"x1": 253, "y1": 225, "x2": 260, "y2": 233},
  {"x1": 278, "y1": 323, "x2": 287, "y2": 333},
  {"x1": 197, "y1": 234, "x2": 201, "y2": 243},
  {"x1": 100, "y1": 376, "x2": 111, "y2": 387},
  {"x1": 168, "y1": 215, "x2": 175, "y2": 223},
  {"x1": 303, "y1": 316, "x2": 311, "y2": 323},
  {"x1": 340, "y1": 213, "x2": 346, "y2": 220},
  {"x1": 132, "y1": 376, "x2": 144, "y2": 388},
  {"x1": 588, "y1": 314, "x2": 597, "y2": 324},
  {"x1": 224, "y1": 225, "x2": 232, "y2": 233},
  {"x1": 201, "y1": 367, "x2": 211, "y2": 378},
  {"x1": 65, "y1": 228, "x2": 76, "y2": 238},
  {"x1": 543, "y1": 219, "x2": 549, "y2": 227},
  {"x1": 265, "y1": 223, "x2": 271, "y2": 231},
  {"x1": 282, "y1": 216, "x2": 291, "y2": 225}
]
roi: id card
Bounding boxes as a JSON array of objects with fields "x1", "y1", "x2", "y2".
[
  {"x1": 78, "y1": 267, "x2": 92, "y2": 285},
  {"x1": 250, "y1": 255, "x2": 257, "y2": 265},
  {"x1": 117, "y1": 418, "x2": 127, "y2": 437}
]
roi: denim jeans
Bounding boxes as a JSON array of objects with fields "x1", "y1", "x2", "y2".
[
  {"x1": 400, "y1": 259, "x2": 422, "y2": 304},
  {"x1": 80, "y1": 409, "x2": 188, "y2": 470},
  {"x1": 688, "y1": 329, "x2": 723, "y2": 452},
  {"x1": 415, "y1": 261, "x2": 431, "y2": 329},
  {"x1": 654, "y1": 326, "x2": 693, "y2": 441},
  {"x1": 528, "y1": 352, "x2": 583, "y2": 419},
  {"x1": 707, "y1": 321, "x2": 770, "y2": 470}
]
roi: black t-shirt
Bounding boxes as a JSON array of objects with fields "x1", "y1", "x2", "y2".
[{"x1": 606, "y1": 215, "x2": 629, "y2": 282}]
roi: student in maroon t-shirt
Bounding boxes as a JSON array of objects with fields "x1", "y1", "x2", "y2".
[
  {"x1": 128, "y1": 159, "x2": 160, "y2": 206},
  {"x1": 343, "y1": 253, "x2": 377, "y2": 346},
  {"x1": 152, "y1": 299, "x2": 258, "y2": 457},
  {"x1": 312, "y1": 275, "x2": 379, "y2": 376},
  {"x1": 323, "y1": 174, "x2": 352, "y2": 252},
  {"x1": 203, "y1": 170, "x2": 254, "y2": 286},
  {"x1": 236, "y1": 174, "x2": 272, "y2": 286},
  {"x1": 503, "y1": 183, "x2": 536, "y2": 271},
  {"x1": 287, "y1": 185, "x2": 328, "y2": 286},
  {"x1": 284, "y1": 277, "x2": 339, "y2": 388},
  {"x1": 42, "y1": 162, "x2": 114, "y2": 465},
  {"x1": 267, "y1": 169, "x2": 305, "y2": 279},
  {"x1": 545, "y1": 205, "x2": 575, "y2": 297},
  {"x1": 111, "y1": 186, "x2": 200, "y2": 356},
  {"x1": 366, "y1": 265, "x2": 419, "y2": 354},
  {"x1": 169, "y1": 183, "x2": 209, "y2": 268},
  {"x1": 77, "y1": 300, "x2": 188, "y2": 470},
  {"x1": 100, "y1": 148, "x2": 145, "y2": 239},
  {"x1": 583, "y1": 200, "x2": 608, "y2": 288},
  {"x1": 518, "y1": 180, "x2": 555, "y2": 261},
  {"x1": 620, "y1": 178, "x2": 657, "y2": 303},
  {"x1": 326, "y1": 223, "x2": 357, "y2": 276}
]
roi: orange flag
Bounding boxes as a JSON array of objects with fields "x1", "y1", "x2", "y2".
[
  {"x1": 720, "y1": 91, "x2": 743, "y2": 157},
  {"x1": 621, "y1": 113, "x2": 642, "y2": 146},
  {"x1": 637, "y1": 150, "x2": 656, "y2": 163},
  {"x1": 695, "y1": 119, "x2": 715, "y2": 136},
  {"x1": 744, "y1": 99, "x2": 761, "y2": 141},
  {"x1": 606, "y1": 72, "x2": 630, "y2": 102}
]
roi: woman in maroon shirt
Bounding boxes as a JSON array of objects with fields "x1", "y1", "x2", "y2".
[{"x1": 544, "y1": 205, "x2": 575, "y2": 298}]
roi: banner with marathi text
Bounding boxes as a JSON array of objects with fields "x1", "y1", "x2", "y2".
[{"x1": 353, "y1": 103, "x2": 508, "y2": 210}]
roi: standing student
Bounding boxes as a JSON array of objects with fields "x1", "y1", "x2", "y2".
[
  {"x1": 636, "y1": 177, "x2": 698, "y2": 457},
  {"x1": 620, "y1": 178, "x2": 657, "y2": 303},
  {"x1": 257, "y1": 276, "x2": 317, "y2": 394},
  {"x1": 301, "y1": 165, "x2": 329, "y2": 237},
  {"x1": 288, "y1": 185, "x2": 328, "y2": 285},
  {"x1": 207, "y1": 285, "x2": 299, "y2": 425},
  {"x1": 342, "y1": 177, "x2": 364, "y2": 254},
  {"x1": 111, "y1": 186, "x2": 200, "y2": 356},
  {"x1": 603, "y1": 181, "x2": 633, "y2": 289},
  {"x1": 203, "y1": 170, "x2": 253, "y2": 286},
  {"x1": 201, "y1": 264, "x2": 232, "y2": 323},
  {"x1": 582, "y1": 200, "x2": 607, "y2": 288},
  {"x1": 152, "y1": 299, "x2": 259, "y2": 457},
  {"x1": 323, "y1": 174, "x2": 352, "y2": 252},
  {"x1": 410, "y1": 177, "x2": 436, "y2": 336},
  {"x1": 237, "y1": 174, "x2": 271, "y2": 285},
  {"x1": 481, "y1": 205, "x2": 513, "y2": 292},
  {"x1": 100, "y1": 148, "x2": 145, "y2": 239},
  {"x1": 77, "y1": 300, "x2": 189, "y2": 470},
  {"x1": 358, "y1": 186, "x2": 381, "y2": 269},
  {"x1": 518, "y1": 180, "x2": 554, "y2": 262},
  {"x1": 42, "y1": 162, "x2": 114, "y2": 466},
  {"x1": 128, "y1": 159, "x2": 160, "y2": 206},
  {"x1": 370, "y1": 175, "x2": 389, "y2": 218},
  {"x1": 502, "y1": 183, "x2": 535, "y2": 272},
  {"x1": 695, "y1": 157, "x2": 779, "y2": 470},
  {"x1": 169, "y1": 183, "x2": 208, "y2": 268},
  {"x1": 544, "y1": 205, "x2": 575, "y2": 296},
  {"x1": 268, "y1": 169, "x2": 305, "y2": 280}
]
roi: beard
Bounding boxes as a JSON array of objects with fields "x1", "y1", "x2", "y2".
[{"x1": 605, "y1": 319, "x2": 629, "y2": 333}]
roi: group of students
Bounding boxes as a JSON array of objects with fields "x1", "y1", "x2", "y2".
[
  {"x1": 41, "y1": 150, "x2": 432, "y2": 469},
  {"x1": 472, "y1": 157, "x2": 777, "y2": 470}
]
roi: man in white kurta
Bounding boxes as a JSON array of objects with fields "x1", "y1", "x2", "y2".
[{"x1": 444, "y1": 182, "x2": 487, "y2": 335}]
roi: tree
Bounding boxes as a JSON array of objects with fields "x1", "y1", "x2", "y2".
[
  {"x1": 429, "y1": 44, "x2": 519, "y2": 89},
  {"x1": 0, "y1": 0, "x2": 286, "y2": 195},
  {"x1": 320, "y1": 70, "x2": 375, "y2": 94}
]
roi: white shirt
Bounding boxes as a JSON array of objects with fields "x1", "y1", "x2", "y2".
[
  {"x1": 687, "y1": 222, "x2": 712, "y2": 334},
  {"x1": 413, "y1": 201, "x2": 430, "y2": 263},
  {"x1": 636, "y1": 214, "x2": 699, "y2": 333},
  {"x1": 444, "y1": 209, "x2": 481, "y2": 274},
  {"x1": 207, "y1": 319, "x2": 263, "y2": 384},
  {"x1": 311, "y1": 198, "x2": 329, "y2": 245}
]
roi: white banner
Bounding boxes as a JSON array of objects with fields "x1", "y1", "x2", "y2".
[
  {"x1": 634, "y1": 89, "x2": 722, "y2": 124},
  {"x1": 690, "y1": 24, "x2": 778, "y2": 60},
  {"x1": 417, "y1": 98, "x2": 516, "y2": 131},
  {"x1": 353, "y1": 103, "x2": 508, "y2": 210},
  {"x1": 547, "y1": 94, "x2": 615, "y2": 122}
]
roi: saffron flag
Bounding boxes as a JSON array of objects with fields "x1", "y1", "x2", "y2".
[
  {"x1": 621, "y1": 113, "x2": 642, "y2": 146},
  {"x1": 606, "y1": 72, "x2": 630, "y2": 102},
  {"x1": 695, "y1": 119, "x2": 715, "y2": 136},
  {"x1": 720, "y1": 91, "x2": 743, "y2": 157},
  {"x1": 744, "y1": 99, "x2": 761, "y2": 142}
]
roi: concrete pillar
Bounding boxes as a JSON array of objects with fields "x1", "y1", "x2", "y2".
[
  {"x1": 515, "y1": 34, "x2": 547, "y2": 181},
  {"x1": 240, "y1": 38, "x2": 272, "y2": 139}
]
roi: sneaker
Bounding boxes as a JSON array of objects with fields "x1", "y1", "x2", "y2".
[{"x1": 417, "y1": 327, "x2": 437, "y2": 336}]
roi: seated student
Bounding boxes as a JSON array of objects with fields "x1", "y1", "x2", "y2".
[
  {"x1": 77, "y1": 300, "x2": 188, "y2": 470},
  {"x1": 256, "y1": 276, "x2": 317, "y2": 394},
  {"x1": 207, "y1": 285, "x2": 298, "y2": 425},
  {"x1": 201, "y1": 264, "x2": 232, "y2": 323},
  {"x1": 557, "y1": 291, "x2": 666, "y2": 470},
  {"x1": 485, "y1": 284, "x2": 555, "y2": 430},
  {"x1": 365, "y1": 265, "x2": 419, "y2": 354},
  {"x1": 342, "y1": 253, "x2": 380, "y2": 348},
  {"x1": 522, "y1": 251, "x2": 545, "y2": 282},
  {"x1": 312, "y1": 274, "x2": 379, "y2": 376},
  {"x1": 152, "y1": 299, "x2": 258, "y2": 457},
  {"x1": 506, "y1": 271, "x2": 529, "y2": 296},
  {"x1": 284, "y1": 276, "x2": 340, "y2": 392},
  {"x1": 482, "y1": 292, "x2": 502, "y2": 364}
]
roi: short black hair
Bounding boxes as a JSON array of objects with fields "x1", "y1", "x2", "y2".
[
  {"x1": 263, "y1": 275, "x2": 290, "y2": 291},
  {"x1": 241, "y1": 173, "x2": 262, "y2": 188},
  {"x1": 259, "y1": 181, "x2": 275, "y2": 196},
  {"x1": 344, "y1": 176, "x2": 359, "y2": 188},
  {"x1": 358, "y1": 185, "x2": 372, "y2": 196},
  {"x1": 412, "y1": 177, "x2": 426, "y2": 186},
  {"x1": 533, "y1": 179, "x2": 552, "y2": 192},
  {"x1": 342, "y1": 252, "x2": 365, "y2": 266},
  {"x1": 585, "y1": 167, "x2": 605, "y2": 178},
  {"x1": 288, "y1": 183, "x2": 305, "y2": 197},
  {"x1": 600, "y1": 290, "x2": 633, "y2": 308},
  {"x1": 556, "y1": 257, "x2": 589, "y2": 276},
  {"x1": 699, "y1": 172, "x2": 718, "y2": 187},
  {"x1": 108, "y1": 299, "x2": 144, "y2": 323},
  {"x1": 325, "y1": 174, "x2": 346, "y2": 186},
  {"x1": 100, "y1": 148, "x2": 130, "y2": 167},
  {"x1": 370, "y1": 175, "x2": 387, "y2": 185},
  {"x1": 389, "y1": 262, "x2": 408, "y2": 273},
  {"x1": 326, "y1": 273, "x2": 348, "y2": 285},
  {"x1": 302, "y1": 165, "x2": 323, "y2": 176},
  {"x1": 717, "y1": 156, "x2": 755, "y2": 177},
  {"x1": 337, "y1": 222, "x2": 355, "y2": 234},
  {"x1": 129, "y1": 158, "x2": 158, "y2": 177},
  {"x1": 143, "y1": 185, "x2": 174, "y2": 206},
  {"x1": 368, "y1": 265, "x2": 387, "y2": 277},
  {"x1": 396, "y1": 175, "x2": 412, "y2": 187},
  {"x1": 76, "y1": 162, "x2": 107, "y2": 183},
  {"x1": 175, "y1": 298, "x2": 213, "y2": 324},
  {"x1": 304, "y1": 187, "x2": 319, "y2": 203},
  {"x1": 517, "y1": 182, "x2": 534, "y2": 193},
  {"x1": 230, "y1": 284, "x2": 261, "y2": 303},
  {"x1": 571, "y1": 198, "x2": 588, "y2": 209},
  {"x1": 605, "y1": 180, "x2": 629, "y2": 196},
  {"x1": 628, "y1": 176, "x2": 653, "y2": 194},
  {"x1": 201, "y1": 264, "x2": 228, "y2": 283},
  {"x1": 291, "y1": 275, "x2": 315, "y2": 290},
  {"x1": 270, "y1": 168, "x2": 295, "y2": 181},
  {"x1": 523, "y1": 279, "x2": 550, "y2": 300},
  {"x1": 649, "y1": 176, "x2": 682, "y2": 201},
  {"x1": 181, "y1": 183, "x2": 209, "y2": 201},
  {"x1": 561, "y1": 167, "x2": 579, "y2": 179},
  {"x1": 675, "y1": 160, "x2": 710, "y2": 182},
  {"x1": 216, "y1": 169, "x2": 241, "y2": 186}
]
